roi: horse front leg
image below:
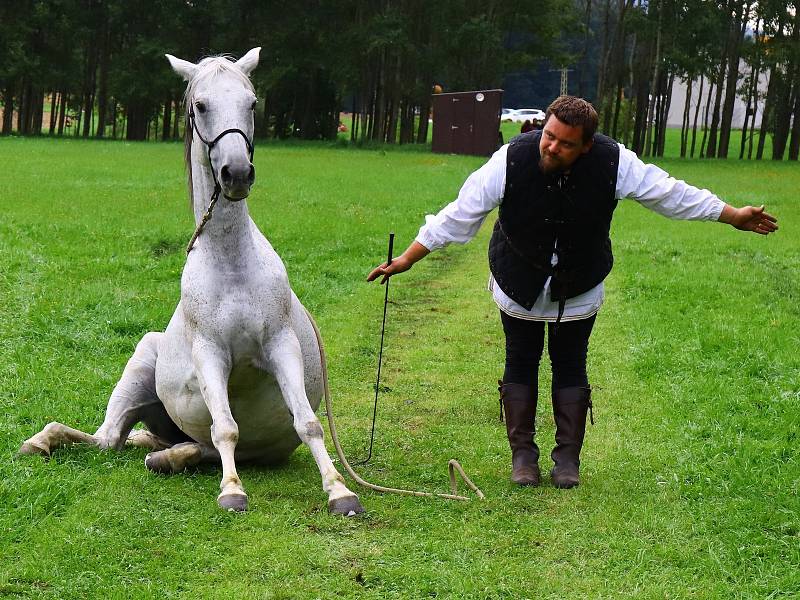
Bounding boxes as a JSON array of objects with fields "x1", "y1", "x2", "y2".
[
  {"x1": 192, "y1": 338, "x2": 248, "y2": 512},
  {"x1": 267, "y1": 329, "x2": 364, "y2": 516}
]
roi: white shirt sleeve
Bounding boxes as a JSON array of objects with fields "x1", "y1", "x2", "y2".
[
  {"x1": 616, "y1": 143, "x2": 725, "y2": 221},
  {"x1": 415, "y1": 145, "x2": 508, "y2": 251}
]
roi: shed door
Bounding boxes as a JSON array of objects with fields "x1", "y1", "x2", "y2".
[{"x1": 451, "y1": 96, "x2": 474, "y2": 153}]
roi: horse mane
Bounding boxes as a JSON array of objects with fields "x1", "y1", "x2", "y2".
[{"x1": 183, "y1": 55, "x2": 256, "y2": 209}]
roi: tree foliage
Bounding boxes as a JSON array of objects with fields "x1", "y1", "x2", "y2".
[
  {"x1": 583, "y1": 0, "x2": 799, "y2": 160},
  {"x1": 1, "y1": 0, "x2": 797, "y2": 160},
  {"x1": 0, "y1": 0, "x2": 577, "y2": 142}
]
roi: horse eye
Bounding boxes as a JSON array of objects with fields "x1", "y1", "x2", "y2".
[{"x1": 195, "y1": 101, "x2": 207, "y2": 114}]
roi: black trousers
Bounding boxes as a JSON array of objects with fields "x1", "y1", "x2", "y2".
[{"x1": 500, "y1": 311, "x2": 596, "y2": 390}]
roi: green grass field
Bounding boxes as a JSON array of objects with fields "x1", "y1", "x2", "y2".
[{"x1": 0, "y1": 136, "x2": 797, "y2": 599}]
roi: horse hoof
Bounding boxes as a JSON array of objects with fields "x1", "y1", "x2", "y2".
[
  {"x1": 328, "y1": 495, "x2": 365, "y2": 517},
  {"x1": 18, "y1": 441, "x2": 50, "y2": 457},
  {"x1": 145, "y1": 452, "x2": 173, "y2": 474},
  {"x1": 218, "y1": 492, "x2": 248, "y2": 512}
]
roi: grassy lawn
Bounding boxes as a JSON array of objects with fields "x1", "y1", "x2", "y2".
[{"x1": 0, "y1": 136, "x2": 797, "y2": 598}]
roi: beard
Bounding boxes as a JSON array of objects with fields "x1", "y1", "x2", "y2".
[{"x1": 538, "y1": 152, "x2": 564, "y2": 174}]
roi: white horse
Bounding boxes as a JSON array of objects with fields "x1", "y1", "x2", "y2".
[{"x1": 20, "y1": 48, "x2": 365, "y2": 516}]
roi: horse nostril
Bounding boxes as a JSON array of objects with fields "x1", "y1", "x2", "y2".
[
  {"x1": 248, "y1": 165, "x2": 255, "y2": 184},
  {"x1": 220, "y1": 165, "x2": 232, "y2": 184}
]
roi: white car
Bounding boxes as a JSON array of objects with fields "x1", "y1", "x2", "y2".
[
  {"x1": 501, "y1": 108, "x2": 518, "y2": 122},
  {"x1": 512, "y1": 108, "x2": 546, "y2": 123}
]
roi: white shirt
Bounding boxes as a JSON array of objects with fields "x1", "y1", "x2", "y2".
[{"x1": 415, "y1": 142, "x2": 725, "y2": 321}]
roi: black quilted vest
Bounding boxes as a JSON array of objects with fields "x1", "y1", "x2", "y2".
[{"x1": 488, "y1": 130, "x2": 620, "y2": 311}]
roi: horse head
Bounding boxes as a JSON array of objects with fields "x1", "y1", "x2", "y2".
[{"x1": 166, "y1": 48, "x2": 260, "y2": 201}]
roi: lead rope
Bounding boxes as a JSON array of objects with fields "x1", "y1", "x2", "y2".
[
  {"x1": 304, "y1": 307, "x2": 485, "y2": 502},
  {"x1": 186, "y1": 190, "x2": 220, "y2": 254}
]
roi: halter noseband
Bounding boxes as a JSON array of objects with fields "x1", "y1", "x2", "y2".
[{"x1": 186, "y1": 105, "x2": 255, "y2": 254}]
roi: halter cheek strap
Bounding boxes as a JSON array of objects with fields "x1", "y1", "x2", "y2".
[{"x1": 186, "y1": 106, "x2": 255, "y2": 254}]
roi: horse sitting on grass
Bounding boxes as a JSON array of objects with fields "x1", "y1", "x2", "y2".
[{"x1": 20, "y1": 48, "x2": 365, "y2": 516}]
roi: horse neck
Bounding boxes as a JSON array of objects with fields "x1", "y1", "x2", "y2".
[{"x1": 190, "y1": 141, "x2": 252, "y2": 253}]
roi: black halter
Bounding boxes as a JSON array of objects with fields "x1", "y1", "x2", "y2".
[
  {"x1": 189, "y1": 105, "x2": 254, "y2": 198},
  {"x1": 186, "y1": 106, "x2": 255, "y2": 254}
]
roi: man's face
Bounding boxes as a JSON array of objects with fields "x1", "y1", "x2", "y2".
[{"x1": 538, "y1": 115, "x2": 593, "y2": 174}]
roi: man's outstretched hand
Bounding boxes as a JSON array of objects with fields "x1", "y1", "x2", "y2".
[
  {"x1": 367, "y1": 256, "x2": 414, "y2": 284},
  {"x1": 720, "y1": 204, "x2": 778, "y2": 235},
  {"x1": 367, "y1": 240, "x2": 431, "y2": 284}
]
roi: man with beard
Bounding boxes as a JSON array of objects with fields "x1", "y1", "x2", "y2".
[{"x1": 367, "y1": 96, "x2": 778, "y2": 489}]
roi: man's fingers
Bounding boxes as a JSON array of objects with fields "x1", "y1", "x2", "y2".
[
  {"x1": 367, "y1": 263, "x2": 387, "y2": 282},
  {"x1": 753, "y1": 219, "x2": 778, "y2": 235}
]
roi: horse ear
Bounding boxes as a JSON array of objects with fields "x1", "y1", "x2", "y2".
[
  {"x1": 166, "y1": 54, "x2": 198, "y2": 81},
  {"x1": 234, "y1": 47, "x2": 261, "y2": 76}
]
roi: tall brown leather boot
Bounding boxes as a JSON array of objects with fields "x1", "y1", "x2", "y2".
[
  {"x1": 550, "y1": 386, "x2": 592, "y2": 489},
  {"x1": 499, "y1": 381, "x2": 540, "y2": 486}
]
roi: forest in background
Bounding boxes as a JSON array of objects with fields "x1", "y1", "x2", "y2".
[{"x1": 1, "y1": 0, "x2": 798, "y2": 160}]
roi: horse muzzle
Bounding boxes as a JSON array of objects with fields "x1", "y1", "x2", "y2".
[{"x1": 220, "y1": 162, "x2": 255, "y2": 201}]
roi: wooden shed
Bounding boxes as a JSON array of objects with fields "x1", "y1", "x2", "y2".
[{"x1": 431, "y1": 89, "x2": 503, "y2": 156}]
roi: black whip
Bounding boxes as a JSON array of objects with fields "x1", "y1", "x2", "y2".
[{"x1": 353, "y1": 232, "x2": 394, "y2": 466}]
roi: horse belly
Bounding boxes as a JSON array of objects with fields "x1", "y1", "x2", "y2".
[
  {"x1": 155, "y1": 300, "x2": 324, "y2": 463},
  {"x1": 227, "y1": 368, "x2": 301, "y2": 462}
]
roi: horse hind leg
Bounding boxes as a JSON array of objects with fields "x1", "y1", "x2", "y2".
[{"x1": 20, "y1": 332, "x2": 167, "y2": 457}]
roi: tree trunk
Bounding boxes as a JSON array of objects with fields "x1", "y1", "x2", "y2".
[
  {"x1": 788, "y1": 91, "x2": 800, "y2": 160},
  {"x1": 681, "y1": 78, "x2": 692, "y2": 157},
  {"x1": 643, "y1": 0, "x2": 663, "y2": 157},
  {"x1": 658, "y1": 73, "x2": 674, "y2": 156},
  {"x1": 173, "y1": 96, "x2": 181, "y2": 139},
  {"x1": 771, "y1": 72, "x2": 793, "y2": 160},
  {"x1": 373, "y1": 50, "x2": 386, "y2": 142},
  {"x1": 718, "y1": 1, "x2": 751, "y2": 158},
  {"x1": 126, "y1": 103, "x2": 149, "y2": 141},
  {"x1": 705, "y1": 58, "x2": 727, "y2": 158},
  {"x1": 771, "y1": 20, "x2": 799, "y2": 160},
  {"x1": 740, "y1": 21, "x2": 761, "y2": 159},
  {"x1": 81, "y1": 34, "x2": 98, "y2": 138},
  {"x1": 74, "y1": 102, "x2": 82, "y2": 137},
  {"x1": 756, "y1": 67, "x2": 776, "y2": 159},
  {"x1": 1, "y1": 85, "x2": 14, "y2": 134},
  {"x1": 58, "y1": 91, "x2": 67, "y2": 135},
  {"x1": 700, "y1": 80, "x2": 715, "y2": 158},
  {"x1": 596, "y1": 0, "x2": 613, "y2": 106},
  {"x1": 17, "y1": 81, "x2": 30, "y2": 134},
  {"x1": 416, "y1": 94, "x2": 430, "y2": 144},
  {"x1": 112, "y1": 101, "x2": 118, "y2": 139},
  {"x1": 385, "y1": 54, "x2": 401, "y2": 143},
  {"x1": 632, "y1": 76, "x2": 649, "y2": 155},
  {"x1": 49, "y1": 92, "x2": 58, "y2": 135},
  {"x1": 95, "y1": 10, "x2": 110, "y2": 138},
  {"x1": 162, "y1": 97, "x2": 172, "y2": 141},
  {"x1": 690, "y1": 74, "x2": 704, "y2": 158},
  {"x1": 31, "y1": 89, "x2": 44, "y2": 135},
  {"x1": 577, "y1": 0, "x2": 593, "y2": 98}
]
